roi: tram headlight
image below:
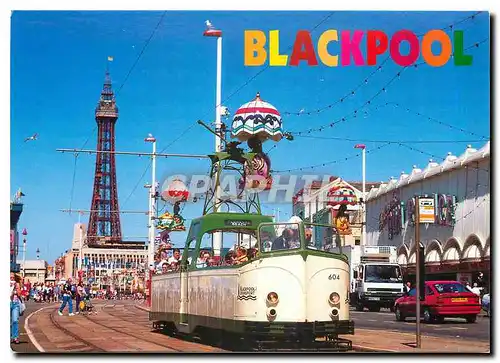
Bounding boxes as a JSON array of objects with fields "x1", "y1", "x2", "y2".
[
  {"x1": 328, "y1": 292, "x2": 341, "y2": 305},
  {"x1": 330, "y1": 308, "x2": 339, "y2": 318},
  {"x1": 267, "y1": 307, "x2": 277, "y2": 321},
  {"x1": 266, "y1": 292, "x2": 279, "y2": 305}
]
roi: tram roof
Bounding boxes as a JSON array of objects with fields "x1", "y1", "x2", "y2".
[{"x1": 191, "y1": 212, "x2": 274, "y2": 234}]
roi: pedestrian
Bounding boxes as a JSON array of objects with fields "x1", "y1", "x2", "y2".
[
  {"x1": 404, "y1": 281, "x2": 411, "y2": 293},
  {"x1": 10, "y1": 272, "x2": 22, "y2": 344},
  {"x1": 471, "y1": 282, "x2": 482, "y2": 296},
  {"x1": 58, "y1": 278, "x2": 74, "y2": 316},
  {"x1": 75, "y1": 282, "x2": 84, "y2": 315}
]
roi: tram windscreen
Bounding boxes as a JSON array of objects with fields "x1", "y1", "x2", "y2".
[
  {"x1": 259, "y1": 223, "x2": 301, "y2": 252},
  {"x1": 305, "y1": 223, "x2": 342, "y2": 253}
]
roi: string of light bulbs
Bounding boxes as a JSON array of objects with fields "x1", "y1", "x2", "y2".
[
  {"x1": 383, "y1": 102, "x2": 489, "y2": 140},
  {"x1": 395, "y1": 142, "x2": 490, "y2": 173},
  {"x1": 294, "y1": 134, "x2": 487, "y2": 144},
  {"x1": 283, "y1": 11, "x2": 485, "y2": 117},
  {"x1": 288, "y1": 37, "x2": 489, "y2": 136},
  {"x1": 272, "y1": 142, "x2": 392, "y2": 173}
]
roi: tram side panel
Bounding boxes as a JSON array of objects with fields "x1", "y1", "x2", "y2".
[
  {"x1": 186, "y1": 269, "x2": 239, "y2": 331},
  {"x1": 151, "y1": 274, "x2": 181, "y2": 323}
]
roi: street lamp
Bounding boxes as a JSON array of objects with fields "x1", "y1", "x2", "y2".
[
  {"x1": 36, "y1": 247, "x2": 40, "y2": 284},
  {"x1": 204, "y1": 20, "x2": 223, "y2": 257},
  {"x1": 22, "y1": 228, "x2": 27, "y2": 278},
  {"x1": 354, "y1": 144, "x2": 366, "y2": 245},
  {"x1": 144, "y1": 134, "x2": 157, "y2": 278}
]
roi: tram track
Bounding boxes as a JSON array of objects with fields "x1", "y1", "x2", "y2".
[
  {"x1": 48, "y1": 309, "x2": 106, "y2": 353},
  {"x1": 80, "y1": 303, "x2": 185, "y2": 352}
]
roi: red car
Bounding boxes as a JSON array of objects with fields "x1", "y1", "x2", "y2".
[{"x1": 394, "y1": 280, "x2": 481, "y2": 323}]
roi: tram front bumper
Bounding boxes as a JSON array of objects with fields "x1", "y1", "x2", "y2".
[{"x1": 244, "y1": 319, "x2": 355, "y2": 339}]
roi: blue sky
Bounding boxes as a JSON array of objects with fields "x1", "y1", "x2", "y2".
[{"x1": 10, "y1": 11, "x2": 490, "y2": 263}]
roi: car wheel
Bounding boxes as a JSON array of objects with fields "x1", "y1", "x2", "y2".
[
  {"x1": 423, "y1": 308, "x2": 433, "y2": 324},
  {"x1": 395, "y1": 306, "x2": 405, "y2": 321},
  {"x1": 368, "y1": 305, "x2": 381, "y2": 312},
  {"x1": 466, "y1": 315, "x2": 477, "y2": 323}
]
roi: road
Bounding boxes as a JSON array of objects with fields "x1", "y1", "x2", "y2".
[
  {"x1": 350, "y1": 307, "x2": 490, "y2": 341},
  {"x1": 10, "y1": 300, "x2": 44, "y2": 353}
]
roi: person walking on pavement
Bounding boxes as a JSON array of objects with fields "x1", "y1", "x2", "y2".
[
  {"x1": 75, "y1": 282, "x2": 84, "y2": 314},
  {"x1": 58, "y1": 278, "x2": 75, "y2": 316},
  {"x1": 10, "y1": 272, "x2": 22, "y2": 344}
]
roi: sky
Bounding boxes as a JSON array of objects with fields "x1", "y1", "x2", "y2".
[{"x1": 10, "y1": 11, "x2": 490, "y2": 264}]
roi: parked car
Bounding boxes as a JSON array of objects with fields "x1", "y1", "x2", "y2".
[
  {"x1": 394, "y1": 280, "x2": 481, "y2": 324},
  {"x1": 481, "y1": 293, "x2": 490, "y2": 317}
]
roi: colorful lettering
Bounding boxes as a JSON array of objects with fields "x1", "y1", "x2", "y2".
[
  {"x1": 244, "y1": 30, "x2": 267, "y2": 66},
  {"x1": 390, "y1": 30, "x2": 420, "y2": 66},
  {"x1": 318, "y1": 30, "x2": 338, "y2": 67},
  {"x1": 290, "y1": 30, "x2": 318, "y2": 66},
  {"x1": 367, "y1": 30, "x2": 388, "y2": 66},
  {"x1": 341, "y1": 30, "x2": 365, "y2": 66}
]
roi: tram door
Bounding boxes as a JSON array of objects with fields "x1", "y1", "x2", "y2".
[{"x1": 179, "y1": 265, "x2": 189, "y2": 325}]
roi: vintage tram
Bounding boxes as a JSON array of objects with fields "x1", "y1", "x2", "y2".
[{"x1": 150, "y1": 212, "x2": 354, "y2": 350}]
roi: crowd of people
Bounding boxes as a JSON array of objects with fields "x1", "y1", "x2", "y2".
[
  {"x1": 154, "y1": 247, "x2": 261, "y2": 274},
  {"x1": 10, "y1": 272, "x2": 145, "y2": 344}
]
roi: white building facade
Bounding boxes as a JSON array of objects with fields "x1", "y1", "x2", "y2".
[
  {"x1": 62, "y1": 223, "x2": 148, "y2": 291},
  {"x1": 365, "y1": 143, "x2": 490, "y2": 286}
]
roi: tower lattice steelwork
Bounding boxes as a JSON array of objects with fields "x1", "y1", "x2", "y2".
[{"x1": 87, "y1": 71, "x2": 122, "y2": 246}]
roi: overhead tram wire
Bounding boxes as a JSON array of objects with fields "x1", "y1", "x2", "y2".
[
  {"x1": 288, "y1": 37, "x2": 489, "y2": 136},
  {"x1": 67, "y1": 11, "x2": 167, "y2": 213},
  {"x1": 272, "y1": 140, "x2": 489, "y2": 174},
  {"x1": 121, "y1": 122, "x2": 199, "y2": 209},
  {"x1": 294, "y1": 135, "x2": 488, "y2": 144},
  {"x1": 282, "y1": 11, "x2": 485, "y2": 117}
]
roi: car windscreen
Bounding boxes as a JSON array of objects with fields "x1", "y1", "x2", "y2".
[
  {"x1": 364, "y1": 265, "x2": 403, "y2": 283},
  {"x1": 433, "y1": 282, "x2": 469, "y2": 294}
]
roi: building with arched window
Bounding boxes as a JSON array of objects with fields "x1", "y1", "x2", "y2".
[{"x1": 365, "y1": 142, "x2": 490, "y2": 287}]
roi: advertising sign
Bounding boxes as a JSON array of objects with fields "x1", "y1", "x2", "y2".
[{"x1": 419, "y1": 197, "x2": 435, "y2": 223}]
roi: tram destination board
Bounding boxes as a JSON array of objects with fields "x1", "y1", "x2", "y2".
[{"x1": 224, "y1": 219, "x2": 253, "y2": 227}]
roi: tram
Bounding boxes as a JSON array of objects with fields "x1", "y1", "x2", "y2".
[{"x1": 150, "y1": 212, "x2": 354, "y2": 350}]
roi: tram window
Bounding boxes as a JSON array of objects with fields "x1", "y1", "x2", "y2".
[
  {"x1": 305, "y1": 223, "x2": 340, "y2": 253},
  {"x1": 259, "y1": 223, "x2": 301, "y2": 252}
]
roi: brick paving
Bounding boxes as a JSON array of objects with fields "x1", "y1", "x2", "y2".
[
  {"x1": 21, "y1": 302, "x2": 226, "y2": 353},
  {"x1": 342, "y1": 328, "x2": 490, "y2": 353}
]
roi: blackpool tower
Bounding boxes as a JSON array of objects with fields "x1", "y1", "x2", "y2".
[{"x1": 87, "y1": 71, "x2": 122, "y2": 246}]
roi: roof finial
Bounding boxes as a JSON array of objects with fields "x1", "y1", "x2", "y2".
[{"x1": 255, "y1": 92, "x2": 261, "y2": 100}]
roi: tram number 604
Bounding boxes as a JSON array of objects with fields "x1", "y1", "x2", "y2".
[{"x1": 328, "y1": 274, "x2": 340, "y2": 280}]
